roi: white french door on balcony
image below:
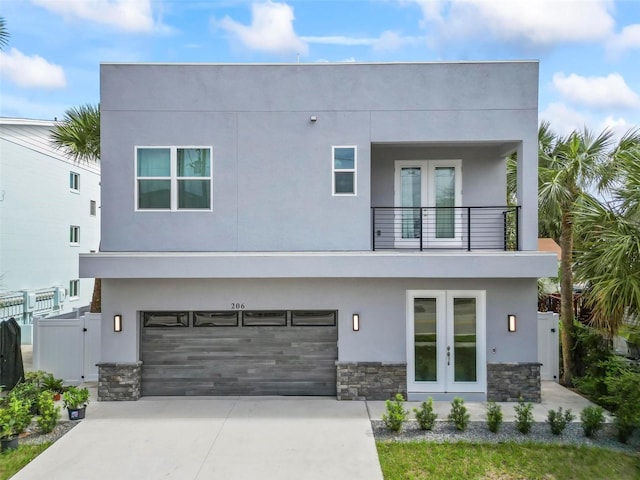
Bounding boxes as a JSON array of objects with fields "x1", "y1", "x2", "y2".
[
  {"x1": 394, "y1": 160, "x2": 462, "y2": 248},
  {"x1": 406, "y1": 290, "x2": 486, "y2": 394}
]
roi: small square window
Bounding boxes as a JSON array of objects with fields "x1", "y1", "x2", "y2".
[
  {"x1": 69, "y1": 280, "x2": 79, "y2": 299},
  {"x1": 332, "y1": 146, "x2": 356, "y2": 195},
  {"x1": 69, "y1": 225, "x2": 80, "y2": 245},
  {"x1": 69, "y1": 172, "x2": 80, "y2": 192},
  {"x1": 90, "y1": 200, "x2": 97, "y2": 216}
]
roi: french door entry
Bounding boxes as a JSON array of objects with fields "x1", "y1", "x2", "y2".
[
  {"x1": 406, "y1": 290, "x2": 486, "y2": 393},
  {"x1": 394, "y1": 160, "x2": 462, "y2": 248}
]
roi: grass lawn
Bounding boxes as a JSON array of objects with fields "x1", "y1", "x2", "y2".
[
  {"x1": 0, "y1": 443, "x2": 51, "y2": 480},
  {"x1": 376, "y1": 441, "x2": 640, "y2": 480}
]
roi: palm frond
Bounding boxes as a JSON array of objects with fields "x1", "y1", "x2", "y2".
[{"x1": 50, "y1": 104, "x2": 100, "y2": 163}]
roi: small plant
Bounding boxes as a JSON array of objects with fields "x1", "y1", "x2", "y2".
[
  {"x1": 580, "y1": 406, "x2": 605, "y2": 438},
  {"x1": 414, "y1": 398, "x2": 437, "y2": 431},
  {"x1": 547, "y1": 407, "x2": 575, "y2": 435},
  {"x1": 606, "y1": 370, "x2": 640, "y2": 443},
  {"x1": 0, "y1": 396, "x2": 32, "y2": 438},
  {"x1": 447, "y1": 397, "x2": 470, "y2": 431},
  {"x1": 37, "y1": 391, "x2": 60, "y2": 434},
  {"x1": 486, "y1": 401, "x2": 503, "y2": 433},
  {"x1": 42, "y1": 375, "x2": 64, "y2": 395},
  {"x1": 382, "y1": 393, "x2": 409, "y2": 432},
  {"x1": 8, "y1": 381, "x2": 39, "y2": 414},
  {"x1": 62, "y1": 386, "x2": 90, "y2": 410},
  {"x1": 514, "y1": 399, "x2": 534, "y2": 434}
]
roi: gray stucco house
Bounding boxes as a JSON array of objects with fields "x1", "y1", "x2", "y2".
[{"x1": 80, "y1": 61, "x2": 557, "y2": 402}]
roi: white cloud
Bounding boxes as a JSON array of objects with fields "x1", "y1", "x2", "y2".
[
  {"x1": 301, "y1": 31, "x2": 422, "y2": 52},
  {"x1": 0, "y1": 93, "x2": 69, "y2": 120},
  {"x1": 552, "y1": 73, "x2": 640, "y2": 109},
  {"x1": 410, "y1": 0, "x2": 615, "y2": 47},
  {"x1": 607, "y1": 24, "x2": 640, "y2": 54},
  {"x1": 0, "y1": 48, "x2": 66, "y2": 89},
  {"x1": 301, "y1": 36, "x2": 376, "y2": 46},
  {"x1": 539, "y1": 102, "x2": 588, "y2": 137},
  {"x1": 215, "y1": 1, "x2": 307, "y2": 55},
  {"x1": 31, "y1": 0, "x2": 166, "y2": 33}
]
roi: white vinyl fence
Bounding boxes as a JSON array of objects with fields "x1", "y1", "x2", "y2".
[
  {"x1": 538, "y1": 311, "x2": 560, "y2": 382},
  {"x1": 33, "y1": 313, "x2": 101, "y2": 384}
]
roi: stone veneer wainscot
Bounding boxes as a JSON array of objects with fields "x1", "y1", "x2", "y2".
[
  {"x1": 97, "y1": 362, "x2": 142, "y2": 401},
  {"x1": 336, "y1": 362, "x2": 407, "y2": 400},
  {"x1": 487, "y1": 362, "x2": 541, "y2": 402}
]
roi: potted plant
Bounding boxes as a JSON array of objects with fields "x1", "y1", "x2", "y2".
[
  {"x1": 42, "y1": 375, "x2": 65, "y2": 401},
  {"x1": 0, "y1": 396, "x2": 32, "y2": 452},
  {"x1": 62, "y1": 386, "x2": 90, "y2": 420}
]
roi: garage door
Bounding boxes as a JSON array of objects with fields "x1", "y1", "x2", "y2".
[{"x1": 140, "y1": 310, "x2": 338, "y2": 396}]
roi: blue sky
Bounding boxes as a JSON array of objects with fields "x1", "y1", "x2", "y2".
[{"x1": 1, "y1": 0, "x2": 639, "y2": 138}]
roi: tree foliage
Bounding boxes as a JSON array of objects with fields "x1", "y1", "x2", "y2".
[
  {"x1": 50, "y1": 104, "x2": 100, "y2": 163},
  {"x1": 0, "y1": 17, "x2": 9, "y2": 50}
]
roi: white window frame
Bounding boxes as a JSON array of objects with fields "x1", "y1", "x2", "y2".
[
  {"x1": 332, "y1": 146, "x2": 357, "y2": 196},
  {"x1": 69, "y1": 225, "x2": 80, "y2": 245},
  {"x1": 90, "y1": 200, "x2": 97, "y2": 216},
  {"x1": 69, "y1": 280, "x2": 79, "y2": 300},
  {"x1": 69, "y1": 172, "x2": 80, "y2": 193},
  {"x1": 135, "y1": 146, "x2": 213, "y2": 212}
]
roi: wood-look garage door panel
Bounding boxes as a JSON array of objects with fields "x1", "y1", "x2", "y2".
[{"x1": 141, "y1": 326, "x2": 337, "y2": 396}]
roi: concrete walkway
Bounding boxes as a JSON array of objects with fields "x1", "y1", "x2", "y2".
[{"x1": 12, "y1": 397, "x2": 384, "y2": 480}]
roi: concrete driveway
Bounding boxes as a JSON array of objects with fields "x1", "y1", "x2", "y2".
[{"x1": 13, "y1": 397, "x2": 383, "y2": 480}]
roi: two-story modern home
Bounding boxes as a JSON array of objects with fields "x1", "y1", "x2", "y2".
[
  {"x1": 0, "y1": 118, "x2": 100, "y2": 336},
  {"x1": 80, "y1": 62, "x2": 557, "y2": 402}
]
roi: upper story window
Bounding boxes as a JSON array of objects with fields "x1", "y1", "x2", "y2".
[
  {"x1": 70, "y1": 225, "x2": 80, "y2": 245},
  {"x1": 69, "y1": 172, "x2": 80, "y2": 192},
  {"x1": 69, "y1": 280, "x2": 79, "y2": 299},
  {"x1": 90, "y1": 200, "x2": 97, "y2": 216},
  {"x1": 332, "y1": 146, "x2": 356, "y2": 195},
  {"x1": 136, "y1": 147, "x2": 212, "y2": 211}
]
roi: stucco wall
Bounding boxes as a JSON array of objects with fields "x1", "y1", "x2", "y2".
[
  {"x1": 99, "y1": 62, "x2": 538, "y2": 252},
  {"x1": 100, "y1": 277, "x2": 538, "y2": 365}
]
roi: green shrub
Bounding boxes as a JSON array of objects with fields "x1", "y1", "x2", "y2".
[
  {"x1": 413, "y1": 398, "x2": 437, "y2": 431},
  {"x1": 447, "y1": 397, "x2": 470, "y2": 431},
  {"x1": 486, "y1": 401, "x2": 503, "y2": 433},
  {"x1": 382, "y1": 393, "x2": 409, "y2": 432},
  {"x1": 8, "y1": 381, "x2": 40, "y2": 414},
  {"x1": 514, "y1": 399, "x2": 534, "y2": 434},
  {"x1": 0, "y1": 396, "x2": 32, "y2": 438},
  {"x1": 606, "y1": 370, "x2": 640, "y2": 443},
  {"x1": 547, "y1": 407, "x2": 575, "y2": 435},
  {"x1": 37, "y1": 391, "x2": 60, "y2": 434},
  {"x1": 580, "y1": 406, "x2": 605, "y2": 438}
]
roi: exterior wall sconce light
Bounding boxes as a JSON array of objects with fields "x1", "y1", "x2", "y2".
[
  {"x1": 352, "y1": 313, "x2": 360, "y2": 331},
  {"x1": 507, "y1": 314, "x2": 516, "y2": 332},
  {"x1": 310, "y1": 115, "x2": 317, "y2": 123},
  {"x1": 114, "y1": 314, "x2": 123, "y2": 333}
]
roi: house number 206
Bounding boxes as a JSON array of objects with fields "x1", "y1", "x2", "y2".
[{"x1": 231, "y1": 303, "x2": 245, "y2": 309}]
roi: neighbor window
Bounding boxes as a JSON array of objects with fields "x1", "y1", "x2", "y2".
[
  {"x1": 332, "y1": 146, "x2": 356, "y2": 195},
  {"x1": 90, "y1": 200, "x2": 97, "y2": 216},
  {"x1": 136, "y1": 147, "x2": 212, "y2": 211},
  {"x1": 69, "y1": 172, "x2": 80, "y2": 192},
  {"x1": 69, "y1": 280, "x2": 79, "y2": 299},
  {"x1": 69, "y1": 225, "x2": 80, "y2": 245}
]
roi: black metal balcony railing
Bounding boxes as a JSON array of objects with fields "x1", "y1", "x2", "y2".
[{"x1": 371, "y1": 206, "x2": 520, "y2": 251}]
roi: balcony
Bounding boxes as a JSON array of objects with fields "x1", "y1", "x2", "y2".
[{"x1": 371, "y1": 206, "x2": 519, "y2": 251}]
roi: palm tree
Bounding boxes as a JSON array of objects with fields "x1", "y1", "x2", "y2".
[
  {"x1": 0, "y1": 16, "x2": 10, "y2": 50},
  {"x1": 574, "y1": 129, "x2": 640, "y2": 337},
  {"x1": 51, "y1": 104, "x2": 102, "y2": 312},
  {"x1": 538, "y1": 124, "x2": 615, "y2": 385}
]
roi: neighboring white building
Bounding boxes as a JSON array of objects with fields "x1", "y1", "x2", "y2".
[{"x1": 0, "y1": 118, "x2": 100, "y2": 327}]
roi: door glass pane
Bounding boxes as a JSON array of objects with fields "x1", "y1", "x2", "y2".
[
  {"x1": 401, "y1": 167, "x2": 421, "y2": 239},
  {"x1": 435, "y1": 167, "x2": 455, "y2": 238},
  {"x1": 453, "y1": 297, "x2": 476, "y2": 382},
  {"x1": 177, "y1": 148, "x2": 210, "y2": 177},
  {"x1": 414, "y1": 298, "x2": 437, "y2": 381},
  {"x1": 138, "y1": 148, "x2": 170, "y2": 177}
]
